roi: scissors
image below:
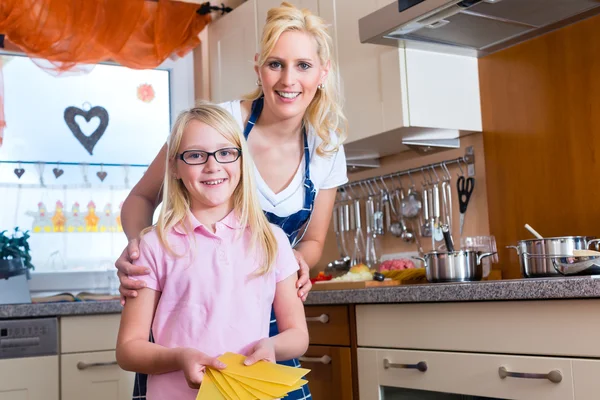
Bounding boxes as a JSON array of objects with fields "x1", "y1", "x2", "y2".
[{"x1": 457, "y1": 175, "x2": 475, "y2": 235}]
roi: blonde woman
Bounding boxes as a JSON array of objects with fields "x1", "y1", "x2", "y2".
[
  {"x1": 116, "y1": 3, "x2": 347, "y2": 399},
  {"x1": 116, "y1": 103, "x2": 309, "y2": 400}
]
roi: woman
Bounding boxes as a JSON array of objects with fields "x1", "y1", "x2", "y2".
[{"x1": 115, "y1": 2, "x2": 347, "y2": 399}]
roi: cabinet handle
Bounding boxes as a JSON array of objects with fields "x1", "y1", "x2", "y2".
[
  {"x1": 305, "y1": 314, "x2": 329, "y2": 324},
  {"x1": 498, "y1": 366, "x2": 562, "y2": 384},
  {"x1": 77, "y1": 361, "x2": 118, "y2": 370},
  {"x1": 299, "y1": 355, "x2": 332, "y2": 364},
  {"x1": 383, "y1": 358, "x2": 427, "y2": 372}
]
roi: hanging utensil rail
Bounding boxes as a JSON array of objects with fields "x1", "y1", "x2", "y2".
[{"x1": 337, "y1": 151, "x2": 472, "y2": 201}]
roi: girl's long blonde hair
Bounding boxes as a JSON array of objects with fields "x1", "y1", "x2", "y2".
[
  {"x1": 152, "y1": 102, "x2": 278, "y2": 275},
  {"x1": 245, "y1": 1, "x2": 347, "y2": 156}
]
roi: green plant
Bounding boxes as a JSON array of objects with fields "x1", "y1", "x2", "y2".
[{"x1": 0, "y1": 227, "x2": 34, "y2": 270}]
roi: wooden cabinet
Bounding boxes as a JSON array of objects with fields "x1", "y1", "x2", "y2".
[
  {"x1": 61, "y1": 351, "x2": 134, "y2": 400},
  {"x1": 334, "y1": 0, "x2": 481, "y2": 148},
  {"x1": 304, "y1": 305, "x2": 356, "y2": 400},
  {"x1": 356, "y1": 300, "x2": 600, "y2": 400},
  {"x1": 0, "y1": 356, "x2": 59, "y2": 400},
  {"x1": 358, "y1": 348, "x2": 575, "y2": 400},
  {"x1": 303, "y1": 345, "x2": 353, "y2": 400},
  {"x1": 573, "y1": 360, "x2": 600, "y2": 400},
  {"x1": 207, "y1": 0, "x2": 258, "y2": 103},
  {"x1": 60, "y1": 315, "x2": 134, "y2": 400}
]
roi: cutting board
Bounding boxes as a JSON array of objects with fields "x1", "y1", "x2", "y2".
[{"x1": 312, "y1": 279, "x2": 400, "y2": 291}]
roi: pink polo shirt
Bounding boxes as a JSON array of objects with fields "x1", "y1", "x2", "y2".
[{"x1": 134, "y1": 211, "x2": 299, "y2": 400}]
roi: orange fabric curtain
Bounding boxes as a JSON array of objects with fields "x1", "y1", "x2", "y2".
[
  {"x1": 0, "y1": 0, "x2": 210, "y2": 70},
  {"x1": 0, "y1": 0, "x2": 211, "y2": 144}
]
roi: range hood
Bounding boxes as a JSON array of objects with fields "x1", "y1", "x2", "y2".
[{"x1": 359, "y1": 0, "x2": 600, "y2": 57}]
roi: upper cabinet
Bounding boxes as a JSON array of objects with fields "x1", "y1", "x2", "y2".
[
  {"x1": 206, "y1": 0, "x2": 482, "y2": 157},
  {"x1": 208, "y1": 0, "x2": 258, "y2": 103}
]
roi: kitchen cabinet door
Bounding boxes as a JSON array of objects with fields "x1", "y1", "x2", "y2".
[
  {"x1": 573, "y1": 359, "x2": 600, "y2": 400},
  {"x1": 61, "y1": 351, "x2": 134, "y2": 400},
  {"x1": 303, "y1": 345, "x2": 353, "y2": 400},
  {"x1": 208, "y1": 0, "x2": 258, "y2": 103},
  {"x1": 0, "y1": 356, "x2": 58, "y2": 400},
  {"x1": 335, "y1": 0, "x2": 407, "y2": 144},
  {"x1": 358, "y1": 348, "x2": 574, "y2": 400}
]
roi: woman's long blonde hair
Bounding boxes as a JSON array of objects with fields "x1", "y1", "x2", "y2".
[
  {"x1": 245, "y1": 1, "x2": 347, "y2": 156},
  {"x1": 151, "y1": 102, "x2": 278, "y2": 275}
]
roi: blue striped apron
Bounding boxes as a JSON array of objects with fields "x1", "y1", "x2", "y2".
[{"x1": 132, "y1": 97, "x2": 314, "y2": 400}]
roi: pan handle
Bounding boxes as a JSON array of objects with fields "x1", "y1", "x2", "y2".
[
  {"x1": 477, "y1": 252, "x2": 496, "y2": 265},
  {"x1": 587, "y1": 239, "x2": 600, "y2": 251}
]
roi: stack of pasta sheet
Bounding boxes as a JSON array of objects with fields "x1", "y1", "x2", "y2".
[{"x1": 196, "y1": 352, "x2": 310, "y2": 399}]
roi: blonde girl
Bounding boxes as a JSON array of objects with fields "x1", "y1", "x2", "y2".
[{"x1": 116, "y1": 103, "x2": 309, "y2": 400}]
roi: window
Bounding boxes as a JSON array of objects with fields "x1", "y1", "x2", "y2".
[{"x1": 0, "y1": 53, "x2": 194, "y2": 292}]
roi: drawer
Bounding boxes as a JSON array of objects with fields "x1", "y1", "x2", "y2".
[
  {"x1": 573, "y1": 359, "x2": 600, "y2": 400},
  {"x1": 61, "y1": 350, "x2": 134, "y2": 400},
  {"x1": 358, "y1": 348, "x2": 574, "y2": 400},
  {"x1": 0, "y1": 355, "x2": 59, "y2": 400},
  {"x1": 61, "y1": 314, "x2": 121, "y2": 353},
  {"x1": 302, "y1": 345, "x2": 353, "y2": 400},
  {"x1": 305, "y1": 305, "x2": 350, "y2": 346},
  {"x1": 356, "y1": 300, "x2": 600, "y2": 357}
]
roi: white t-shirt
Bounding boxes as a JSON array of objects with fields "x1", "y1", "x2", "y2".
[{"x1": 219, "y1": 100, "x2": 348, "y2": 217}]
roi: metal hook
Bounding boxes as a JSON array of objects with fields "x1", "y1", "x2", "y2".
[
  {"x1": 421, "y1": 167, "x2": 430, "y2": 187},
  {"x1": 431, "y1": 165, "x2": 440, "y2": 184},
  {"x1": 366, "y1": 180, "x2": 377, "y2": 196},
  {"x1": 457, "y1": 159, "x2": 465, "y2": 177},
  {"x1": 407, "y1": 170, "x2": 416, "y2": 188},
  {"x1": 442, "y1": 162, "x2": 451, "y2": 182},
  {"x1": 358, "y1": 181, "x2": 369, "y2": 198},
  {"x1": 379, "y1": 176, "x2": 390, "y2": 193}
]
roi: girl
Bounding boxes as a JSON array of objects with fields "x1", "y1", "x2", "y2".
[
  {"x1": 117, "y1": 3, "x2": 348, "y2": 399},
  {"x1": 116, "y1": 103, "x2": 309, "y2": 400}
]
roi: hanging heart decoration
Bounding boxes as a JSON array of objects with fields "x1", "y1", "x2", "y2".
[
  {"x1": 53, "y1": 168, "x2": 64, "y2": 178},
  {"x1": 97, "y1": 171, "x2": 108, "y2": 182},
  {"x1": 14, "y1": 168, "x2": 25, "y2": 179},
  {"x1": 64, "y1": 105, "x2": 109, "y2": 155}
]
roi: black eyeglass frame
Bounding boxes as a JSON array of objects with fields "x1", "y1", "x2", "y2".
[{"x1": 177, "y1": 147, "x2": 242, "y2": 165}]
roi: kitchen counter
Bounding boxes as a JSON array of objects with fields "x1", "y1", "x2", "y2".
[
  {"x1": 303, "y1": 276, "x2": 600, "y2": 305},
  {"x1": 2, "y1": 276, "x2": 600, "y2": 318},
  {"x1": 0, "y1": 300, "x2": 122, "y2": 319}
]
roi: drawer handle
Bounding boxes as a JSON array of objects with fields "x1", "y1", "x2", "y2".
[
  {"x1": 299, "y1": 355, "x2": 332, "y2": 364},
  {"x1": 305, "y1": 314, "x2": 329, "y2": 324},
  {"x1": 498, "y1": 366, "x2": 562, "y2": 384},
  {"x1": 383, "y1": 358, "x2": 427, "y2": 372},
  {"x1": 77, "y1": 361, "x2": 118, "y2": 370}
]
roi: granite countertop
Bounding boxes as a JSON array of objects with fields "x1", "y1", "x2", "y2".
[
  {"x1": 304, "y1": 276, "x2": 600, "y2": 305},
  {"x1": 0, "y1": 300, "x2": 123, "y2": 319},
  {"x1": 2, "y1": 276, "x2": 600, "y2": 319}
]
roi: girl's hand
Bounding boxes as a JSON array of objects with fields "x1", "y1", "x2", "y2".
[
  {"x1": 244, "y1": 338, "x2": 276, "y2": 366},
  {"x1": 293, "y1": 250, "x2": 312, "y2": 302},
  {"x1": 178, "y1": 348, "x2": 226, "y2": 389},
  {"x1": 115, "y1": 238, "x2": 150, "y2": 305}
]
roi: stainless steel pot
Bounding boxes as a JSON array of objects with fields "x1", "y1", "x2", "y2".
[
  {"x1": 413, "y1": 251, "x2": 495, "y2": 283},
  {"x1": 508, "y1": 236, "x2": 600, "y2": 278}
]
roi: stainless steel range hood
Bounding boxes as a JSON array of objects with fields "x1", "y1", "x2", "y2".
[{"x1": 359, "y1": 0, "x2": 600, "y2": 57}]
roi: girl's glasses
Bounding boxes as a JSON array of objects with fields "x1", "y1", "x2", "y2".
[{"x1": 178, "y1": 147, "x2": 242, "y2": 165}]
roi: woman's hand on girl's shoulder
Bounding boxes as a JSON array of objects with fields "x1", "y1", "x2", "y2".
[
  {"x1": 178, "y1": 348, "x2": 227, "y2": 389},
  {"x1": 293, "y1": 250, "x2": 313, "y2": 302},
  {"x1": 244, "y1": 338, "x2": 276, "y2": 366},
  {"x1": 115, "y1": 238, "x2": 150, "y2": 305}
]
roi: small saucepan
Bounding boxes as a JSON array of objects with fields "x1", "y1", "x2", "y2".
[{"x1": 413, "y1": 250, "x2": 496, "y2": 283}]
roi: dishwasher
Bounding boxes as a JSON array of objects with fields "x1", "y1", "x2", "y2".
[{"x1": 0, "y1": 317, "x2": 59, "y2": 400}]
